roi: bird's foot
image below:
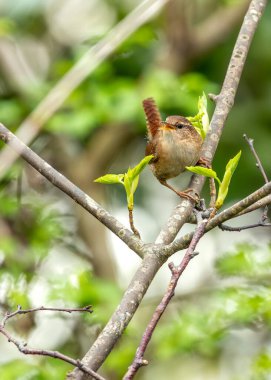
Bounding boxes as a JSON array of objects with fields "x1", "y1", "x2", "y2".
[
  {"x1": 196, "y1": 157, "x2": 212, "y2": 169},
  {"x1": 177, "y1": 188, "x2": 200, "y2": 203}
]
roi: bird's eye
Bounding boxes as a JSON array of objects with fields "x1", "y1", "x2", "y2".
[{"x1": 175, "y1": 123, "x2": 184, "y2": 129}]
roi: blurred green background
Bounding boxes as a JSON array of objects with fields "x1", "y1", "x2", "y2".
[{"x1": 0, "y1": 0, "x2": 271, "y2": 379}]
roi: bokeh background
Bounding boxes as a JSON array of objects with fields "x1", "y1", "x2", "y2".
[{"x1": 0, "y1": 0, "x2": 271, "y2": 379}]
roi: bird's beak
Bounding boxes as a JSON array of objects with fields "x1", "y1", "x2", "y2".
[{"x1": 160, "y1": 121, "x2": 175, "y2": 130}]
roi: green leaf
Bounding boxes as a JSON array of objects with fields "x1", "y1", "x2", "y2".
[
  {"x1": 187, "y1": 92, "x2": 209, "y2": 139},
  {"x1": 126, "y1": 155, "x2": 154, "y2": 180},
  {"x1": 123, "y1": 171, "x2": 138, "y2": 210},
  {"x1": 198, "y1": 92, "x2": 209, "y2": 136},
  {"x1": 94, "y1": 174, "x2": 124, "y2": 185},
  {"x1": 123, "y1": 155, "x2": 153, "y2": 210},
  {"x1": 186, "y1": 166, "x2": 221, "y2": 185},
  {"x1": 216, "y1": 151, "x2": 241, "y2": 209},
  {"x1": 94, "y1": 155, "x2": 152, "y2": 210}
]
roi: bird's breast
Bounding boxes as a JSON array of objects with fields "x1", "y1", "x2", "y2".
[{"x1": 150, "y1": 129, "x2": 202, "y2": 180}]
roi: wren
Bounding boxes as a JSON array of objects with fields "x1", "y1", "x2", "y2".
[{"x1": 143, "y1": 98, "x2": 203, "y2": 201}]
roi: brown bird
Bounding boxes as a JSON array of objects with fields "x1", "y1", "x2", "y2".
[{"x1": 143, "y1": 97, "x2": 203, "y2": 201}]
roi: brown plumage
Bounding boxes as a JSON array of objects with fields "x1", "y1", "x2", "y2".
[
  {"x1": 143, "y1": 98, "x2": 203, "y2": 201},
  {"x1": 142, "y1": 98, "x2": 162, "y2": 138}
]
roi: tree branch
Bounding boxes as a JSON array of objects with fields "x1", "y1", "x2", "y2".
[
  {"x1": 168, "y1": 181, "x2": 271, "y2": 254},
  {"x1": 0, "y1": 123, "x2": 144, "y2": 258},
  {"x1": 0, "y1": 305, "x2": 105, "y2": 380},
  {"x1": 124, "y1": 215, "x2": 207, "y2": 379}
]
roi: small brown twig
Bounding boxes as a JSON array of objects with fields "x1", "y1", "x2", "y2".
[
  {"x1": 243, "y1": 133, "x2": 270, "y2": 222},
  {"x1": 128, "y1": 208, "x2": 141, "y2": 238},
  {"x1": 0, "y1": 305, "x2": 105, "y2": 380},
  {"x1": 123, "y1": 212, "x2": 207, "y2": 380},
  {"x1": 219, "y1": 221, "x2": 271, "y2": 232},
  {"x1": 2, "y1": 305, "x2": 93, "y2": 323},
  {"x1": 209, "y1": 177, "x2": 217, "y2": 209},
  {"x1": 243, "y1": 134, "x2": 269, "y2": 184}
]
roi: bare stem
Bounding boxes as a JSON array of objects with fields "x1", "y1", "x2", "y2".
[
  {"x1": 128, "y1": 208, "x2": 141, "y2": 238},
  {"x1": 124, "y1": 217, "x2": 207, "y2": 379},
  {"x1": 209, "y1": 177, "x2": 217, "y2": 209},
  {"x1": 2, "y1": 305, "x2": 93, "y2": 324},
  {"x1": 243, "y1": 134, "x2": 269, "y2": 183},
  {"x1": 219, "y1": 221, "x2": 271, "y2": 232},
  {"x1": 243, "y1": 133, "x2": 270, "y2": 221}
]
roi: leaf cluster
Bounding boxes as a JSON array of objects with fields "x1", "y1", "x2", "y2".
[
  {"x1": 95, "y1": 155, "x2": 153, "y2": 210},
  {"x1": 187, "y1": 150, "x2": 242, "y2": 209}
]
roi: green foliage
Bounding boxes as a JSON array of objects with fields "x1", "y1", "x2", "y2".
[
  {"x1": 95, "y1": 155, "x2": 153, "y2": 210},
  {"x1": 216, "y1": 150, "x2": 242, "y2": 209},
  {"x1": 0, "y1": 359, "x2": 69, "y2": 380},
  {"x1": 216, "y1": 242, "x2": 271, "y2": 278},
  {"x1": 0, "y1": 199, "x2": 64, "y2": 278},
  {"x1": 103, "y1": 332, "x2": 138, "y2": 377},
  {"x1": 185, "y1": 166, "x2": 220, "y2": 184},
  {"x1": 187, "y1": 150, "x2": 241, "y2": 209},
  {"x1": 0, "y1": 18, "x2": 15, "y2": 36},
  {"x1": 49, "y1": 270, "x2": 121, "y2": 324},
  {"x1": 152, "y1": 242, "x2": 271, "y2": 376},
  {"x1": 187, "y1": 92, "x2": 210, "y2": 138},
  {"x1": 252, "y1": 352, "x2": 271, "y2": 379}
]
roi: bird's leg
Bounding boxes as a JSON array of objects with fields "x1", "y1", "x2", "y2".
[
  {"x1": 158, "y1": 179, "x2": 199, "y2": 203},
  {"x1": 196, "y1": 157, "x2": 212, "y2": 169}
]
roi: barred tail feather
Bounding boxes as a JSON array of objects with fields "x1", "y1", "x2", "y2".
[{"x1": 142, "y1": 98, "x2": 161, "y2": 138}]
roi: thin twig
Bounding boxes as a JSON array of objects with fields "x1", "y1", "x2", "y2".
[
  {"x1": 209, "y1": 177, "x2": 217, "y2": 209},
  {"x1": 128, "y1": 208, "x2": 141, "y2": 238},
  {"x1": 168, "y1": 181, "x2": 271, "y2": 254},
  {"x1": 0, "y1": 305, "x2": 105, "y2": 380},
  {"x1": 124, "y1": 215, "x2": 207, "y2": 379},
  {"x1": 243, "y1": 134, "x2": 269, "y2": 183},
  {"x1": 243, "y1": 133, "x2": 270, "y2": 221},
  {"x1": 219, "y1": 221, "x2": 271, "y2": 232},
  {"x1": 2, "y1": 305, "x2": 93, "y2": 323}
]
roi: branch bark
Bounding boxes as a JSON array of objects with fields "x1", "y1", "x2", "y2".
[
  {"x1": 0, "y1": 123, "x2": 144, "y2": 257},
  {"x1": 0, "y1": 1, "x2": 267, "y2": 379}
]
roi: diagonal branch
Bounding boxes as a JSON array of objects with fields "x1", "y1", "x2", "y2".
[
  {"x1": 0, "y1": 123, "x2": 144, "y2": 257},
  {"x1": 167, "y1": 181, "x2": 271, "y2": 254},
  {"x1": 124, "y1": 215, "x2": 207, "y2": 379},
  {"x1": 0, "y1": 305, "x2": 105, "y2": 380}
]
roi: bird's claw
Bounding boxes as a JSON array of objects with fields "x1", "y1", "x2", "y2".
[
  {"x1": 197, "y1": 157, "x2": 212, "y2": 169},
  {"x1": 177, "y1": 188, "x2": 200, "y2": 203}
]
